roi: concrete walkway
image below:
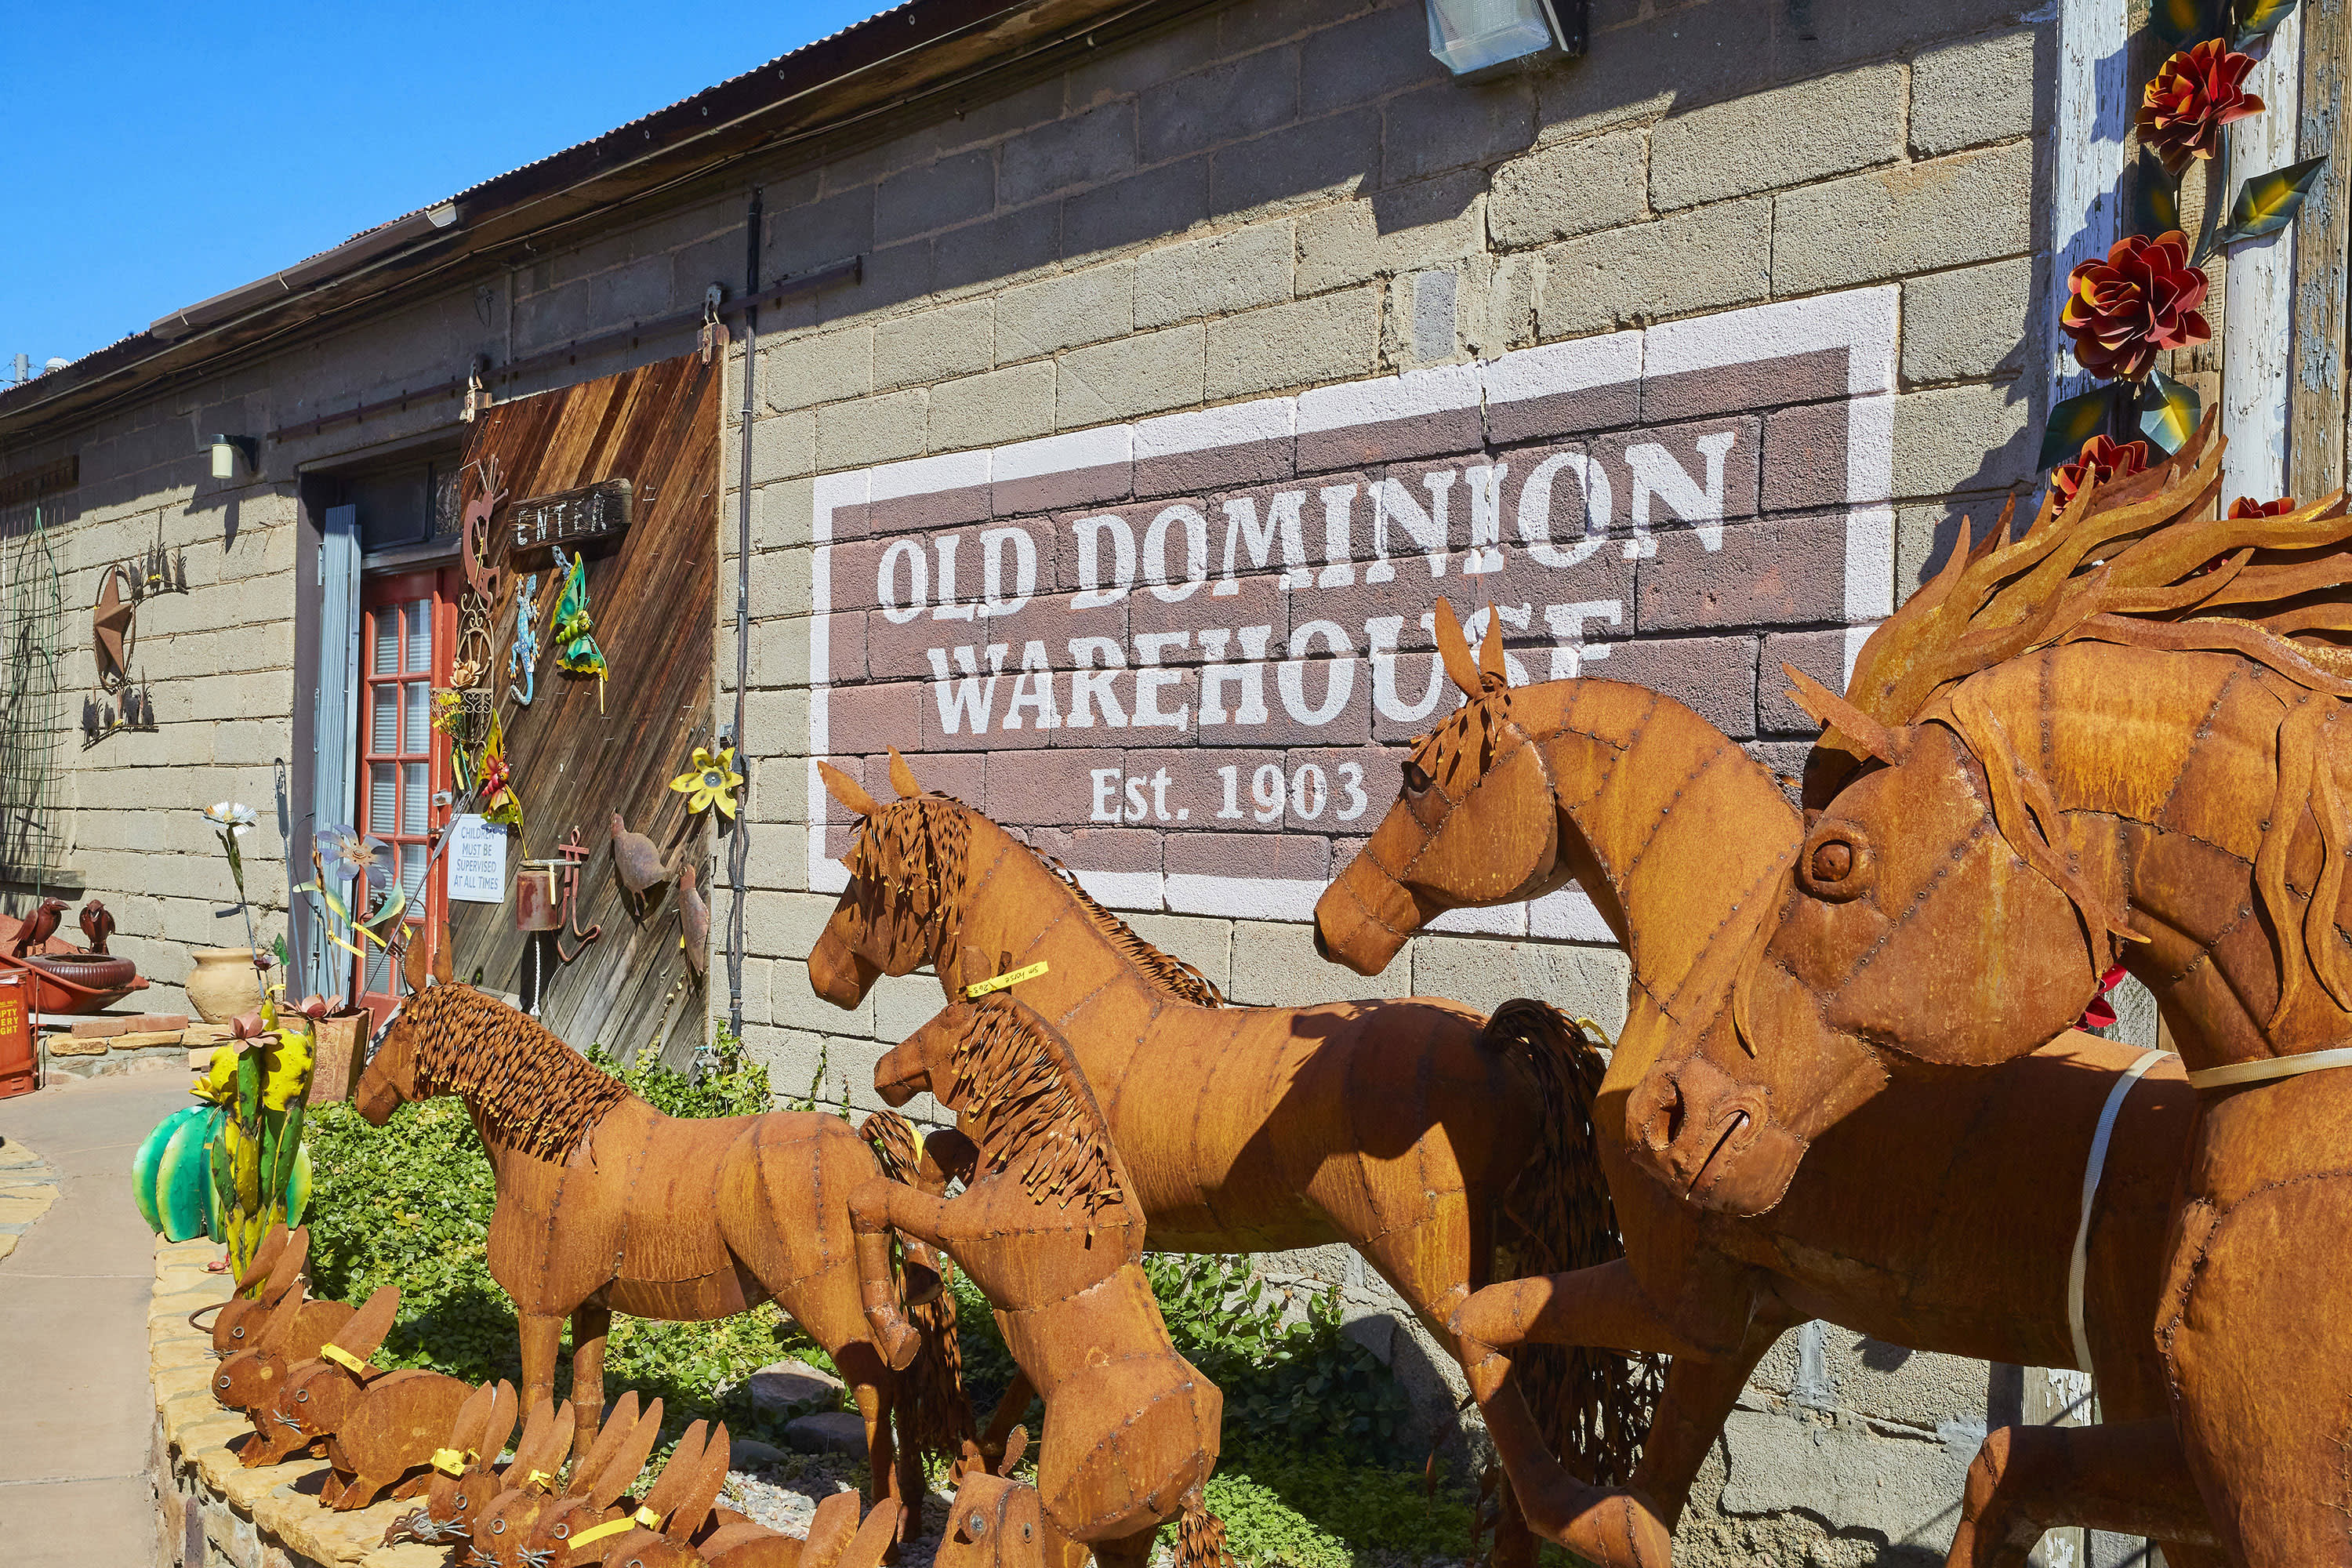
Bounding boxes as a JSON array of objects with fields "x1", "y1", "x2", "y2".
[{"x1": 0, "y1": 1066, "x2": 196, "y2": 1566}]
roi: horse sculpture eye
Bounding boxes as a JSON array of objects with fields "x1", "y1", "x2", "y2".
[
  {"x1": 1402, "y1": 759, "x2": 1434, "y2": 793},
  {"x1": 1812, "y1": 841, "x2": 1853, "y2": 882},
  {"x1": 969, "y1": 1512, "x2": 987, "y2": 1536}
]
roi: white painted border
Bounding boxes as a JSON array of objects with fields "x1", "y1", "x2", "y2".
[{"x1": 806, "y1": 286, "x2": 1901, "y2": 919}]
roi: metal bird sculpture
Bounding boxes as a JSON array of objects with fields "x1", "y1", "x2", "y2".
[
  {"x1": 78, "y1": 900, "x2": 114, "y2": 956},
  {"x1": 608, "y1": 811, "x2": 672, "y2": 917},
  {"x1": 12, "y1": 899, "x2": 67, "y2": 958},
  {"x1": 677, "y1": 866, "x2": 708, "y2": 980}
]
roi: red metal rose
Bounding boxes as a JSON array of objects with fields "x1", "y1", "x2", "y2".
[
  {"x1": 2061, "y1": 230, "x2": 2210, "y2": 382},
  {"x1": 2051, "y1": 434, "x2": 2151, "y2": 506},
  {"x1": 2228, "y1": 495, "x2": 2296, "y2": 520},
  {"x1": 2139, "y1": 40, "x2": 2263, "y2": 174}
]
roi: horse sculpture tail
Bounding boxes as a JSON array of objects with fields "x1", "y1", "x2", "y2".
[
  {"x1": 858, "y1": 1111, "x2": 978, "y2": 1470},
  {"x1": 1483, "y1": 998, "x2": 1665, "y2": 1486},
  {"x1": 1175, "y1": 1488, "x2": 1232, "y2": 1568}
]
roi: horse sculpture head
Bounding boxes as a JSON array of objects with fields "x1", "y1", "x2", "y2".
[
  {"x1": 353, "y1": 924, "x2": 450, "y2": 1125},
  {"x1": 1314, "y1": 600, "x2": 1563, "y2": 975},
  {"x1": 811, "y1": 750, "x2": 964, "y2": 1006},
  {"x1": 1624, "y1": 418, "x2": 2352, "y2": 1214}
]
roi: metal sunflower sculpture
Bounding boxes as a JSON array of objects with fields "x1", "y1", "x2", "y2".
[{"x1": 669, "y1": 745, "x2": 743, "y2": 818}]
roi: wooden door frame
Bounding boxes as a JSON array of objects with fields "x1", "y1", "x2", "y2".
[{"x1": 352, "y1": 566, "x2": 460, "y2": 1021}]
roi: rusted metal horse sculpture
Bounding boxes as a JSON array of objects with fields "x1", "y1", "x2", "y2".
[
  {"x1": 810, "y1": 753, "x2": 1659, "y2": 1567},
  {"x1": 353, "y1": 943, "x2": 963, "y2": 1534},
  {"x1": 1628, "y1": 420, "x2": 2352, "y2": 1564},
  {"x1": 1311, "y1": 600, "x2": 2218, "y2": 1563},
  {"x1": 855, "y1": 994, "x2": 1227, "y2": 1568}
]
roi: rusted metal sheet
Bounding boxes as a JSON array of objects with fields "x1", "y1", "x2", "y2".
[{"x1": 452, "y1": 352, "x2": 717, "y2": 1062}]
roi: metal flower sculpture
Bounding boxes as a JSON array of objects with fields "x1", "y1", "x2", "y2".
[
  {"x1": 2139, "y1": 39, "x2": 2263, "y2": 173},
  {"x1": 2228, "y1": 494, "x2": 2297, "y2": 520},
  {"x1": 2060, "y1": 230, "x2": 2211, "y2": 382},
  {"x1": 476, "y1": 711, "x2": 524, "y2": 833},
  {"x1": 2049, "y1": 434, "x2": 2151, "y2": 506},
  {"x1": 669, "y1": 745, "x2": 743, "y2": 818},
  {"x1": 316, "y1": 823, "x2": 393, "y2": 892}
]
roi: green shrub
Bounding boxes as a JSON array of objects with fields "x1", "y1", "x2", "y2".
[{"x1": 1209, "y1": 1455, "x2": 1483, "y2": 1568}]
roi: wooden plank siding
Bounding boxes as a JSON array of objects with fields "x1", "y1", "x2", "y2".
[
  {"x1": 451, "y1": 352, "x2": 718, "y2": 1065},
  {"x1": 2290, "y1": 0, "x2": 2351, "y2": 503}
]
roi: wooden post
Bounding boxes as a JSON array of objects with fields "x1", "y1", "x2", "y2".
[
  {"x1": 2222, "y1": 11, "x2": 2307, "y2": 506},
  {"x1": 2289, "y1": 0, "x2": 2351, "y2": 503},
  {"x1": 2045, "y1": 0, "x2": 2130, "y2": 417}
]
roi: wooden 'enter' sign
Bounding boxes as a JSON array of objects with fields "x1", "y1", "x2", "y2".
[{"x1": 506, "y1": 478, "x2": 637, "y2": 557}]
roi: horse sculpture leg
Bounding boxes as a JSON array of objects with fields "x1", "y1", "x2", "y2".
[
  {"x1": 1945, "y1": 1419, "x2": 2219, "y2": 1568},
  {"x1": 517, "y1": 1312, "x2": 567, "y2": 1446},
  {"x1": 570, "y1": 1302, "x2": 612, "y2": 1456}
]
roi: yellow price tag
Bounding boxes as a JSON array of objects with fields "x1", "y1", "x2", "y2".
[
  {"x1": 633, "y1": 1505, "x2": 664, "y2": 1528},
  {"x1": 318, "y1": 1343, "x2": 368, "y2": 1375},
  {"x1": 568, "y1": 1517, "x2": 636, "y2": 1549},
  {"x1": 522, "y1": 1468, "x2": 553, "y2": 1490},
  {"x1": 965, "y1": 960, "x2": 1047, "y2": 999},
  {"x1": 432, "y1": 1448, "x2": 471, "y2": 1476}
]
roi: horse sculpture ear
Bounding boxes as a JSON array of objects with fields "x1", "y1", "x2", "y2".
[
  {"x1": 1781, "y1": 666, "x2": 1909, "y2": 766},
  {"x1": 819, "y1": 760, "x2": 886, "y2": 821},
  {"x1": 1476, "y1": 607, "x2": 1510, "y2": 690},
  {"x1": 1431, "y1": 598, "x2": 1484, "y2": 699},
  {"x1": 887, "y1": 747, "x2": 923, "y2": 800},
  {"x1": 998, "y1": 1425, "x2": 1029, "y2": 1476},
  {"x1": 401, "y1": 930, "x2": 430, "y2": 996},
  {"x1": 431, "y1": 918, "x2": 453, "y2": 985}
]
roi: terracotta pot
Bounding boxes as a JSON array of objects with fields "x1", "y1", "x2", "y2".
[{"x1": 185, "y1": 948, "x2": 265, "y2": 1024}]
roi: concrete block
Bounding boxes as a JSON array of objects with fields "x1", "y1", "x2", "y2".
[
  {"x1": 1203, "y1": 286, "x2": 1379, "y2": 401},
  {"x1": 1406, "y1": 935, "x2": 1632, "y2": 1036},
  {"x1": 1717, "y1": 1405, "x2": 1971, "y2": 1548},
  {"x1": 1298, "y1": 2, "x2": 1449, "y2": 116},
  {"x1": 1298, "y1": 169, "x2": 1484, "y2": 293},
  {"x1": 1384, "y1": 76, "x2": 1536, "y2": 185},
  {"x1": 1488, "y1": 129, "x2": 1648, "y2": 249},
  {"x1": 750, "y1": 411, "x2": 815, "y2": 486},
  {"x1": 1651, "y1": 64, "x2": 1905, "y2": 211},
  {"x1": 1135, "y1": 222, "x2": 1295, "y2": 328},
  {"x1": 1210, "y1": 108, "x2": 1381, "y2": 220},
  {"x1": 875, "y1": 149, "x2": 996, "y2": 245},
  {"x1": 1141, "y1": 44, "x2": 1301, "y2": 164},
  {"x1": 1891, "y1": 383, "x2": 2034, "y2": 499},
  {"x1": 1068, "y1": 22, "x2": 1225, "y2": 112},
  {"x1": 746, "y1": 890, "x2": 842, "y2": 962},
  {"x1": 1230, "y1": 919, "x2": 1411, "y2": 1005},
  {"x1": 753, "y1": 477, "x2": 815, "y2": 553},
  {"x1": 1000, "y1": 101, "x2": 1138, "y2": 206},
  {"x1": 927, "y1": 361, "x2": 1058, "y2": 452},
  {"x1": 764, "y1": 326, "x2": 872, "y2": 413},
  {"x1": 1900, "y1": 256, "x2": 2033, "y2": 386},
  {"x1": 1911, "y1": 27, "x2": 2040, "y2": 158},
  {"x1": 815, "y1": 389, "x2": 927, "y2": 472},
  {"x1": 1062, "y1": 158, "x2": 1211, "y2": 260},
  {"x1": 1057, "y1": 321, "x2": 1206, "y2": 425},
  {"x1": 1536, "y1": 198, "x2": 1771, "y2": 339},
  {"x1": 873, "y1": 299, "x2": 995, "y2": 390},
  {"x1": 996, "y1": 264, "x2": 1136, "y2": 360},
  {"x1": 1771, "y1": 140, "x2": 2034, "y2": 297},
  {"x1": 1123, "y1": 911, "x2": 1232, "y2": 996}
]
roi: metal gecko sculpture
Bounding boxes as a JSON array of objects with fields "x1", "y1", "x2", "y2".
[
  {"x1": 810, "y1": 753, "x2": 1657, "y2": 1568},
  {"x1": 1623, "y1": 414, "x2": 2352, "y2": 1563},
  {"x1": 853, "y1": 994, "x2": 1228, "y2": 1568},
  {"x1": 1309, "y1": 600, "x2": 2220, "y2": 1563},
  {"x1": 511, "y1": 572, "x2": 541, "y2": 707},
  {"x1": 352, "y1": 934, "x2": 965, "y2": 1535}
]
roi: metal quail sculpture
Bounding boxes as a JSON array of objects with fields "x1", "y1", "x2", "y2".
[{"x1": 609, "y1": 810, "x2": 673, "y2": 916}]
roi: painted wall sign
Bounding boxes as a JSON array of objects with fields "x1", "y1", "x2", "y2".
[
  {"x1": 808, "y1": 288, "x2": 1896, "y2": 935},
  {"x1": 505, "y1": 477, "x2": 635, "y2": 556},
  {"x1": 445, "y1": 814, "x2": 510, "y2": 903}
]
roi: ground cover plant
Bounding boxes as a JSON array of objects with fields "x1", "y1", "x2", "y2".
[{"x1": 306, "y1": 1036, "x2": 1485, "y2": 1566}]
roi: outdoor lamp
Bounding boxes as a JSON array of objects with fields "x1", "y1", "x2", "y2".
[
  {"x1": 208, "y1": 434, "x2": 256, "y2": 480},
  {"x1": 1426, "y1": 0, "x2": 1580, "y2": 76}
]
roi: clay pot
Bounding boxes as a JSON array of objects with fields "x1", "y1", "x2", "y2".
[{"x1": 185, "y1": 948, "x2": 265, "y2": 1024}]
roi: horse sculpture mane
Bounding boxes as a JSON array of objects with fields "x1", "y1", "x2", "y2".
[
  {"x1": 402, "y1": 983, "x2": 631, "y2": 1159},
  {"x1": 1807, "y1": 415, "x2": 2352, "y2": 764},
  {"x1": 849, "y1": 792, "x2": 1224, "y2": 1008},
  {"x1": 942, "y1": 997, "x2": 1126, "y2": 1222}
]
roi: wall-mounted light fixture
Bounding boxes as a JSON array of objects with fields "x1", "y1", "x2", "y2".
[
  {"x1": 1427, "y1": 0, "x2": 1582, "y2": 77},
  {"x1": 207, "y1": 434, "x2": 258, "y2": 481}
]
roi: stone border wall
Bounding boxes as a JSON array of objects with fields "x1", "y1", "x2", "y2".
[{"x1": 147, "y1": 1236, "x2": 446, "y2": 1568}]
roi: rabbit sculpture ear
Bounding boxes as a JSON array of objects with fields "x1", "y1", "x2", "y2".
[
  {"x1": 253, "y1": 1281, "x2": 312, "y2": 1355},
  {"x1": 569, "y1": 1391, "x2": 641, "y2": 1494},
  {"x1": 477, "y1": 1381, "x2": 520, "y2": 1469},
  {"x1": 802, "y1": 1492, "x2": 864, "y2": 1567},
  {"x1": 333, "y1": 1286, "x2": 403, "y2": 1367},
  {"x1": 256, "y1": 1226, "x2": 310, "y2": 1305},
  {"x1": 666, "y1": 1420, "x2": 734, "y2": 1542},
  {"x1": 444, "y1": 1381, "x2": 502, "y2": 1467},
  {"x1": 237, "y1": 1222, "x2": 292, "y2": 1294},
  {"x1": 585, "y1": 1397, "x2": 666, "y2": 1511},
  {"x1": 837, "y1": 1499, "x2": 905, "y2": 1568},
  {"x1": 632, "y1": 1420, "x2": 708, "y2": 1530}
]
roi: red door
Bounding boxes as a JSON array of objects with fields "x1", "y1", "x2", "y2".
[{"x1": 354, "y1": 569, "x2": 459, "y2": 1020}]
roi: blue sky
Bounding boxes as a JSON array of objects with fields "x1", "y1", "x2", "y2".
[{"x1": 0, "y1": 2, "x2": 882, "y2": 369}]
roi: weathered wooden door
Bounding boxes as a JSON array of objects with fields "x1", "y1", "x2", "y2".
[{"x1": 450, "y1": 353, "x2": 718, "y2": 1062}]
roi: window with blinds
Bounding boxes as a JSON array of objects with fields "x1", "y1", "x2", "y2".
[{"x1": 354, "y1": 569, "x2": 455, "y2": 1003}]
